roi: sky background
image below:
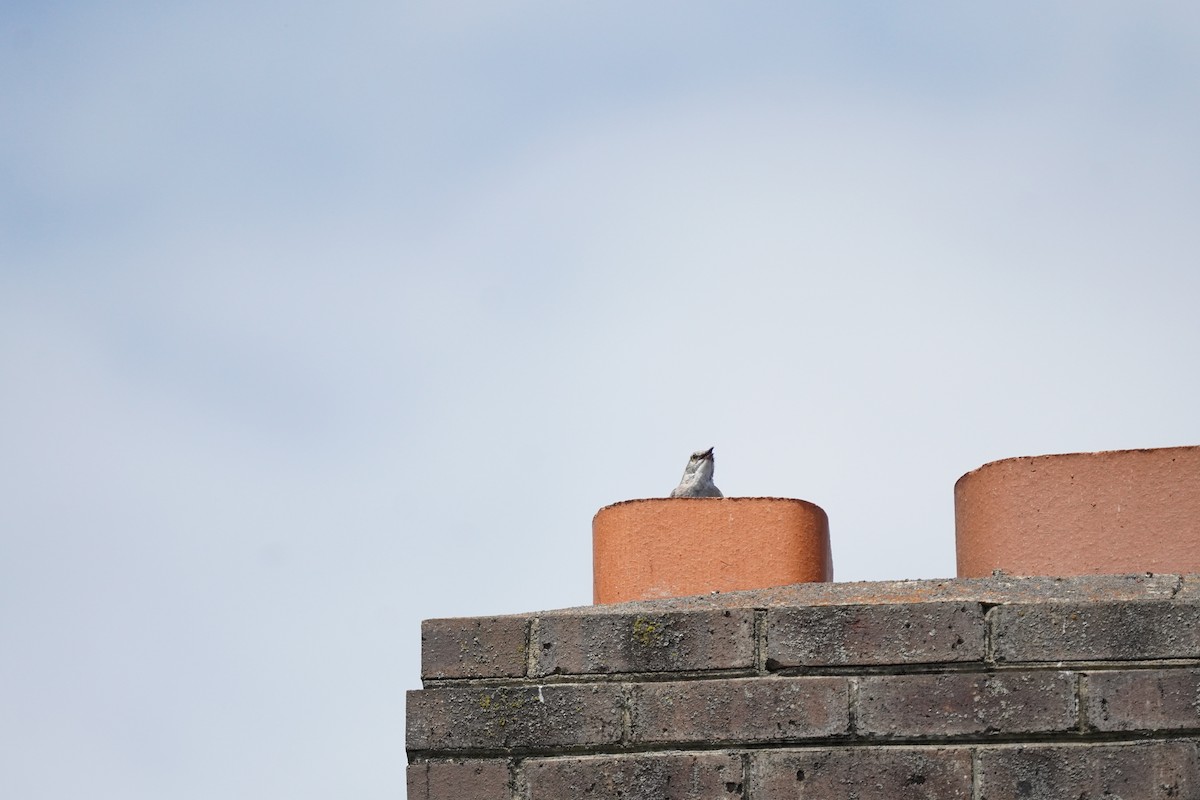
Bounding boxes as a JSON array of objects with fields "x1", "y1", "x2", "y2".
[{"x1": 3, "y1": 2, "x2": 1200, "y2": 798}]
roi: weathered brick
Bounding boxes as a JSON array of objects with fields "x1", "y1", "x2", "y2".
[
  {"x1": 523, "y1": 751, "x2": 744, "y2": 799},
  {"x1": 630, "y1": 676, "x2": 849, "y2": 745},
  {"x1": 406, "y1": 759, "x2": 510, "y2": 800},
  {"x1": 421, "y1": 616, "x2": 529, "y2": 680},
  {"x1": 766, "y1": 602, "x2": 986, "y2": 668},
  {"x1": 532, "y1": 609, "x2": 754, "y2": 676},
  {"x1": 991, "y1": 601, "x2": 1200, "y2": 663},
  {"x1": 751, "y1": 747, "x2": 972, "y2": 799},
  {"x1": 406, "y1": 684, "x2": 622, "y2": 753},
  {"x1": 977, "y1": 741, "x2": 1199, "y2": 799},
  {"x1": 857, "y1": 671, "x2": 1077, "y2": 738},
  {"x1": 1087, "y1": 668, "x2": 1200, "y2": 732}
]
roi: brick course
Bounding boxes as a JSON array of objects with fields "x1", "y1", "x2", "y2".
[{"x1": 408, "y1": 574, "x2": 1200, "y2": 799}]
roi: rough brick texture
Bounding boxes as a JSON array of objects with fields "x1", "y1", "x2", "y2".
[
  {"x1": 991, "y1": 600, "x2": 1200, "y2": 662},
  {"x1": 408, "y1": 574, "x2": 1200, "y2": 799},
  {"x1": 751, "y1": 747, "x2": 973, "y2": 799},
  {"x1": 406, "y1": 684, "x2": 623, "y2": 752},
  {"x1": 766, "y1": 601, "x2": 986, "y2": 668},
  {"x1": 976, "y1": 742, "x2": 1199, "y2": 799},
  {"x1": 857, "y1": 671, "x2": 1077, "y2": 738},
  {"x1": 1087, "y1": 668, "x2": 1200, "y2": 732},
  {"x1": 630, "y1": 676, "x2": 850, "y2": 744},
  {"x1": 533, "y1": 609, "x2": 754, "y2": 676},
  {"x1": 421, "y1": 616, "x2": 529, "y2": 680},
  {"x1": 524, "y1": 752, "x2": 743, "y2": 800},
  {"x1": 406, "y1": 760, "x2": 511, "y2": 800}
]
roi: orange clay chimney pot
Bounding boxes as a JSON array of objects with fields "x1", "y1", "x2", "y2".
[
  {"x1": 592, "y1": 497, "x2": 832, "y2": 604},
  {"x1": 955, "y1": 445, "x2": 1200, "y2": 578}
]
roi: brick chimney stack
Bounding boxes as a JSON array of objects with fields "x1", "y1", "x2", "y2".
[
  {"x1": 407, "y1": 445, "x2": 1200, "y2": 798},
  {"x1": 409, "y1": 574, "x2": 1200, "y2": 798}
]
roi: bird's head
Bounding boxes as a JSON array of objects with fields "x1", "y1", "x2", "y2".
[{"x1": 684, "y1": 447, "x2": 716, "y2": 480}]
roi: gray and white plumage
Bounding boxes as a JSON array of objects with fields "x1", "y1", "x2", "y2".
[{"x1": 669, "y1": 447, "x2": 723, "y2": 498}]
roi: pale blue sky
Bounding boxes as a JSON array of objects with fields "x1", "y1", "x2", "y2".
[{"x1": 3, "y1": 3, "x2": 1200, "y2": 798}]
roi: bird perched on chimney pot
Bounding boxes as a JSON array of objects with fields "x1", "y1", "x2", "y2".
[{"x1": 670, "y1": 447, "x2": 723, "y2": 498}]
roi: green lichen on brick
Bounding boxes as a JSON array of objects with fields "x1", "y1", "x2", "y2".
[
  {"x1": 478, "y1": 690, "x2": 525, "y2": 731},
  {"x1": 632, "y1": 616, "x2": 667, "y2": 647}
]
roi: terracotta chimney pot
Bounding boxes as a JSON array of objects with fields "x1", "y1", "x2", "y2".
[
  {"x1": 955, "y1": 445, "x2": 1200, "y2": 578},
  {"x1": 592, "y1": 497, "x2": 832, "y2": 604}
]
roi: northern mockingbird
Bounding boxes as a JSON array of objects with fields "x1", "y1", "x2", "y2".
[{"x1": 670, "y1": 447, "x2": 723, "y2": 498}]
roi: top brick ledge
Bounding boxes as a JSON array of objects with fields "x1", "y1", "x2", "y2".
[
  {"x1": 563, "y1": 572, "x2": 1187, "y2": 614},
  {"x1": 421, "y1": 574, "x2": 1194, "y2": 681}
]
